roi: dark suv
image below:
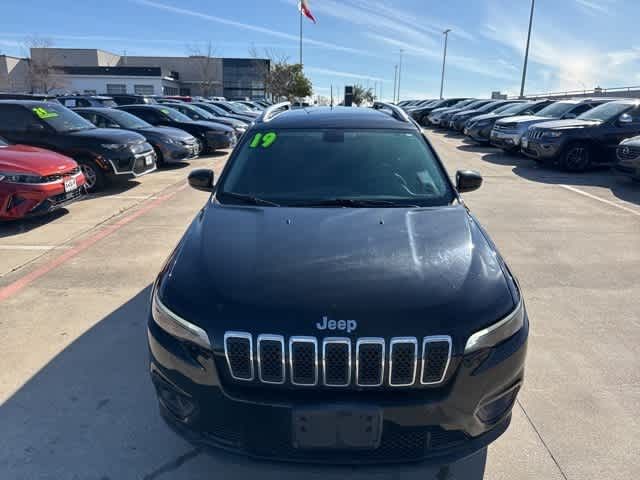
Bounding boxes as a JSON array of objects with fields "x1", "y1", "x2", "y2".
[
  {"x1": 522, "y1": 99, "x2": 640, "y2": 171},
  {"x1": 117, "y1": 105, "x2": 236, "y2": 153},
  {"x1": 58, "y1": 95, "x2": 117, "y2": 108},
  {"x1": 410, "y1": 98, "x2": 468, "y2": 125},
  {"x1": 148, "y1": 102, "x2": 528, "y2": 465},
  {"x1": 0, "y1": 101, "x2": 156, "y2": 191}
]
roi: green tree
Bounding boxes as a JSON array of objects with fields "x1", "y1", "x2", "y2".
[{"x1": 352, "y1": 84, "x2": 375, "y2": 106}]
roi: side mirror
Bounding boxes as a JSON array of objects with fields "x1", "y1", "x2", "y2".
[
  {"x1": 456, "y1": 170, "x2": 483, "y2": 193},
  {"x1": 188, "y1": 169, "x2": 215, "y2": 192},
  {"x1": 619, "y1": 113, "x2": 633, "y2": 125}
]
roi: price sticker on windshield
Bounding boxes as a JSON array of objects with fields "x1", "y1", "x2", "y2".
[
  {"x1": 249, "y1": 132, "x2": 277, "y2": 148},
  {"x1": 32, "y1": 107, "x2": 59, "y2": 119}
]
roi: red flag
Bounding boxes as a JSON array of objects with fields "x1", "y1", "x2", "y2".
[{"x1": 298, "y1": 0, "x2": 317, "y2": 23}]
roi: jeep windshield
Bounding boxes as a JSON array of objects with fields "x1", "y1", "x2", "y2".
[
  {"x1": 33, "y1": 104, "x2": 96, "y2": 133},
  {"x1": 536, "y1": 102, "x2": 575, "y2": 118},
  {"x1": 218, "y1": 129, "x2": 455, "y2": 207},
  {"x1": 578, "y1": 102, "x2": 633, "y2": 122}
]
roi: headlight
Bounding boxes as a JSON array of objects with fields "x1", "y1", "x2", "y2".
[
  {"x1": 542, "y1": 131, "x2": 563, "y2": 138},
  {"x1": 0, "y1": 172, "x2": 44, "y2": 184},
  {"x1": 165, "y1": 137, "x2": 180, "y2": 145},
  {"x1": 464, "y1": 299, "x2": 525, "y2": 353},
  {"x1": 151, "y1": 289, "x2": 211, "y2": 350},
  {"x1": 101, "y1": 143, "x2": 125, "y2": 150}
]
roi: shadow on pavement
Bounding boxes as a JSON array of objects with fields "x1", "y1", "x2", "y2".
[
  {"x1": 0, "y1": 287, "x2": 489, "y2": 479},
  {"x1": 0, "y1": 209, "x2": 69, "y2": 238},
  {"x1": 478, "y1": 150, "x2": 640, "y2": 207}
]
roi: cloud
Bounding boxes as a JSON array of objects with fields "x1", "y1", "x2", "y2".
[
  {"x1": 130, "y1": 0, "x2": 382, "y2": 58},
  {"x1": 306, "y1": 67, "x2": 387, "y2": 82},
  {"x1": 574, "y1": 0, "x2": 615, "y2": 16}
]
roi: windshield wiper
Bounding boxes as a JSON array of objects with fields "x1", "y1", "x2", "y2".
[
  {"x1": 218, "y1": 192, "x2": 280, "y2": 206},
  {"x1": 294, "y1": 198, "x2": 420, "y2": 208}
]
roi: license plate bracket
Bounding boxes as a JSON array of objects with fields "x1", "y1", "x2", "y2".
[
  {"x1": 64, "y1": 177, "x2": 78, "y2": 193},
  {"x1": 292, "y1": 405, "x2": 382, "y2": 450}
]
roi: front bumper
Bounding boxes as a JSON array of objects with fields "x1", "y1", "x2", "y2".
[
  {"x1": 464, "y1": 124, "x2": 493, "y2": 143},
  {"x1": 452, "y1": 118, "x2": 470, "y2": 132},
  {"x1": 204, "y1": 132, "x2": 236, "y2": 151},
  {"x1": 0, "y1": 172, "x2": 86, "y2": 220},
  {"x1": 614, "y1": 153, "x2": 640, "y2": 179},
  {"x1": 520, "y1": 136, "x2": 564, "y2": 160},
  {"x1": 160, "y1": 141, "x2": 200, "y2": 163},
  {"x1": 147, "y1": 313, "x2": 528, "y2": 465},
  {"x1": 490, "y1": 131, "x2": 523, "y2": 150},
  {"x1": 104, "y1": 145, "x2": 157, "y2": 177}
]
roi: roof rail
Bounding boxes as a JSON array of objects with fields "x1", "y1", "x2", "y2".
[
  {"x1": 372, "y1": 101, "x2": 411, "y2": 123},
  {"x1": 257, "y1": 101, "x2": 292, "y2": 123}
]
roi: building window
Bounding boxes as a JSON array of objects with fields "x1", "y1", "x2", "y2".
[
  {"x1": 163, "y1": 86, "x2": 179, "y2": 95},
  {"x1": 83, "y1": 90, "x2": 97, "y2": 95},
  {"x1": 179, "y1": 88, "x2": 191, "y2": 96},
  {"x1": 134, "y1": 84, "x2": 155, "y2": 95},
  {"x1": 106, "y1": 84, "x2": 127, "y2": 94}
]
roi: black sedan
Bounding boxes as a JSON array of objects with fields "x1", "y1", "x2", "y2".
[
  {"x1": 117, "y1": 105, "x2": 236, "y2": 153},
  {"x1": 165, "y1": 103, "x2": 248, "y2": 138},
  {"x1": 75, "y1": 107, "x2": 201, "y2": 165},
  {"x1": 616, "y1": 136, "x2": 640, "y2": 180},
  {"x1": 192, "y1": 102, "x2": 255, "y2": 124}
]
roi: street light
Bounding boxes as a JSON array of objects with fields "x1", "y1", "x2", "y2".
[
  {"x1": 397, "y1": 49, "x2": 404, "y2": 102},
  {"x1": 393, "y1": 64, "x2": 398, "y2": 103},
  {"x1": 439, "y1": 29, "x2": 451, "y2": 99},
  {"x1": 519, "y1": 0, "x2": 536, "y2": 98}
]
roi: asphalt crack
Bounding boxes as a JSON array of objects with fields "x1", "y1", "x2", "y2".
[
  {"x1": 516, "y1": 399, "x2": 569, "y2": 480},
  {"x1": 142, "y1": 448, "x2": 202, "y2": 480}
]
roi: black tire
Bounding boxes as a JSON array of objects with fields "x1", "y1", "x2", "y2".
[
  {"x1": 560, "y1": 142, "x2": 591, "y2": 172},
  {"x1": 154, "y1": 146, "x2": 165, "y2": 167},
  {"x1": 78, "y1": 159, "x2": 107, "y2": 192},
  {"x1": 420, "y1": 115, "x2": 429, "y2": 126}
]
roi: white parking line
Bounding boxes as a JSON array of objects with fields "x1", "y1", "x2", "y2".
[
  {"x1": 560, "y1": 184, "x2": 640, "y2": 217},
  {"x1": 0, "y1": 245, "x2": 72, "y2": 251}
]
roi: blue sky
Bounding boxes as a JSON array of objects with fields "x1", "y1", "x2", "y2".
[{"x1": 1, "y1": 0, "x2": 639, "y2": 99}]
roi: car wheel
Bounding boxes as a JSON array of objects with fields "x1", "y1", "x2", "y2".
[
  {"x1": 78, "y1": 159, "x2": 106, "y2": 192},
  {"x1": 561, "y1": 143, "x2": 591, "y2": 172},
  {"x1": 154, "y1": 147, "x2": 165, "y2": 167},
  {"x1": 420, "y1": 115, "x2": 429, "y2": 126}
]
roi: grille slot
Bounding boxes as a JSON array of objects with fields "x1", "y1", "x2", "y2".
[
  {"x1": 389, "y1": 338, "x2": 418, "y2": 387},
  {"x1": 322, "y1": 338, "x2": 351, "y2": 387},
  {"x1": 289, "y1": 337, "x2": 318, "y2": 386},
  {"x1": 618, "y1": 145, "x2": 640, "y2": 160},
  {"x1": 356, "y1": 338, "x2": 385, "y2": 387},
  {"x1": 224, "y1": 332, "x2": 254, "y2": 381},
  {"x1": 257, "y1": 335, "x2": 285, "y2": 384},
  {"x1": 421, "y1": 336, "x2": 452, "y2": 385}
]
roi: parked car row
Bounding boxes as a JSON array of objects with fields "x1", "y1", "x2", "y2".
[
  {"x1": 0, "y1": 93, "x2": 264, "y2": 221},
  {"x1": 401, "y1": 97, "x2": 640, "y2": 178}
]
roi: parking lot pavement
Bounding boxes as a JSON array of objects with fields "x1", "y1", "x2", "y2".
[{"x1": 0, "y1": 135, "x2": 638, "y2": 479}]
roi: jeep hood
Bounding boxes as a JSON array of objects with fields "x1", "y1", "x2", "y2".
[
  {"x1": 534, "y1": 119, "x2": 601, "y2": 130},
  {"x1": 158, "y1": 204, "x2": 516, "y2": 339}
]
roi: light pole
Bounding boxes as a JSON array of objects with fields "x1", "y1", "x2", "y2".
[
  {"x1": 439, "y1": 29, "x2": 451, "y2": 99},
  {"x1": 393, "y1": 64, "x2": 398, "y2": 103},
  {"x1": 519, "y1": 0, "x2": 535, "y2": 98},
  {"x1": 397, "y1": 49, "x2": 404, "y2": 102}
]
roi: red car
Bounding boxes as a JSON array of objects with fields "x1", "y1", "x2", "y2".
[{"x1": 0, "y1": 137, "x2": 86, "y2": 220}]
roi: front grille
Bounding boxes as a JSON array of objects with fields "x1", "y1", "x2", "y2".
[
  {"x1": 493, "y1": 124, "x2": 517, "y2": 133},
  {"x1": 223, "y1": 333, "x2": 452, "y2": 389},
  {"x1": 50, "y1": 188, "x2": 83, "y2": 205},
  {"x1": 617, "y1": 145, "x2": 640, "y2": 160},
  {"x1": 527, "y1": 129, "x2": 544, "y2": 140}
]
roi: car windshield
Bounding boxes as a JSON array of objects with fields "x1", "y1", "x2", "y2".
[
  {"x1": 179, "y1": 104, "x2": 215, "y2": 120},
  {"x1": 98, "y1": 99, "x2": 118, "y2": 108},
  {"x1": 31, "y1": 104, "x2": 96, "y2": 132},
  {"x1": 157, "y1": 107, "x2": 192, "y2": 122},
  {"x1": 197, "y1": 103, "x2": 227, "y2": 116},
  {"x1": 498, "y1": 103, "x2": 530, "y2": 115},
  {"x1": 535, "y1": 102, "x2": 575, "y2": 118},
  {"x1": 230, "y1": 102, "x2": 254, "y2": 113},
  {"x1": 219, "y1": 129, "x2": 455, "y2": 207},
  {"x1": 103, "y1": 109, "x2": 152, "y2": 129},
  {"x1": 578, "y1": 102, "x2": 632, "y2": 122}
]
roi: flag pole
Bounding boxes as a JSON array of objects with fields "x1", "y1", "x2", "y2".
[{"x1": 299, "y1": 9, "x2": 303, "y2": 67}]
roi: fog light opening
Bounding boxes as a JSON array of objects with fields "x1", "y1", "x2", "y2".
[
  {"x1": 152, "y1": 373, "x2": 196, "y2": 419},
  {"x1": 477, "y1": 387, "x2": 519, "y2": 424}
]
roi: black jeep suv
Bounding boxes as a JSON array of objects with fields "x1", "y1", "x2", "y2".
[
  {"x1": 522, "y1": 99, "x2": 640, "y2": 171},
  {"x1": 117, "y1": 105, "x2": 236, "y2": 153},
  {"x1": 0, "y1": 101, "x2": 156, "y2": 191},
  {"x1": 148, "y1": 102, "x2": 529, "y2": 466}
]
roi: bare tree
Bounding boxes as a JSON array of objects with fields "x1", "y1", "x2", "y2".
[
  {"x1": 24, "y1": 36, "x2": 66, "y2": 93},
  {"x1": 187, "y1": 41, "x2": 219, "y2": 97}
]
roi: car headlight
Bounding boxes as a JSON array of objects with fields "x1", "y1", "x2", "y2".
[
  {"x1": 465, "y1": 299, "x2": 525, "y2": 353},
  {"x1": 151, "y1": 289, "x2": 211, "y2": 350},
  {"x1": 164, "y1": 137, "x2": 180, "y2": 145},
  {"x1": 101, "y1": 143, "x2": 125, "y2": 150},
  {"x1": 0, "y1": 172, "x2": 44, "y2": 183},
  {"x1": 542, "y1": 131, "x2": 563, "y2": 138}
]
